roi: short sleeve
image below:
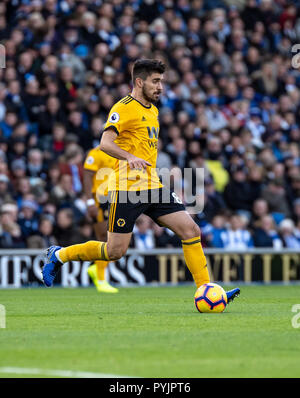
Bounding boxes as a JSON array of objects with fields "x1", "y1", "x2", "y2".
[
  {"x1": 83, "y1": 150, "x2": 99, "y2": 172},
  {"x1": 103, "y1": 103, "x2": 127, "y2": 136}
]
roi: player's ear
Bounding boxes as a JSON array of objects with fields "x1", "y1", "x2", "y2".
[{"x1": 135, "y1": 77, "x2": 144, "y2": 88}]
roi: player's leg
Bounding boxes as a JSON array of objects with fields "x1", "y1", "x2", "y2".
[
  {"x1": 87, "y1": 217, "x2": 119, "y2": 293},
  {"x1": 156, "y1": 210, "x2": 240, "y2": 302},
  {"x1": 156, "y1": 210, "x2": 210, "y2": 289},
  {"x1": 42, "y1": 231, "x2": 131, "y2": 287},
  {"x1": 92, "y1": 220, "x2": 109, "y2": 281},
  {"x1": 106, "y1": 231, "x2": 132, "y2": 259},
  {"x1": 90, "y1": 230, "x2": 132, "y2": 290},
  {"x1": 87, "y1": 202, "x2": 119, "y2": 293},
  {"x1": 42, "y1": 191, "x2": 138, "y2": 287}
]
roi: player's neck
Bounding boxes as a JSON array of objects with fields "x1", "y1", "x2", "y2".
[{"x1": 130, "y1": 89, "x2": 151, "y2": 108}]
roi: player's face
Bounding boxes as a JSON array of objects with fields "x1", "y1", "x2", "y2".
[{"x1": 142, "y1": 73, "x2": 163, "y2": 103}]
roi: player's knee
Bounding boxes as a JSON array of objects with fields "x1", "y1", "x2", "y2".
[
  {"x1": 193, "y1": 223, "x2": 201, "y2": 237},
  {"x1": 181, "y1": 222, "x2": 201, "y2": 240},
  {"x1": 107, "y1": 244, "x2": 126, "y2": 261}
]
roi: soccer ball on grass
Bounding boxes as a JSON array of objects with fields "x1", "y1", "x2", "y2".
[{"x1": 194, "y1": 283, "x2": 227, "y2": 313}]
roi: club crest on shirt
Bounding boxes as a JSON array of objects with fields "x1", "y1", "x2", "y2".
[
  {"x1": 109, "y1": 112, "x2": 120, "y2": 123},
  {"x1": 117, "y1": 218, "x2": 126, "y2": 227}
]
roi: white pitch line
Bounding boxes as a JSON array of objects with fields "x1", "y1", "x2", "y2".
[{"x1": 0, "y1": 367, "x2": 132, "y2": 378}]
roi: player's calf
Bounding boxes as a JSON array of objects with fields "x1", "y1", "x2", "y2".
[
  {"x1": 106, "y1": 231, "x2": 132, "y2": 261},
  {"x1": 106, "y1": 243, "x2": 127, "y2": 261}
]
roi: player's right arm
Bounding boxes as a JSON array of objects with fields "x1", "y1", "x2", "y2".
[
  {"x1": 83, "y1": 168, "x2": 98, "y2": 220},
  {"x1": 100, "y1": 102, "x2": 151, "y2": 171},
  {"x1": 83, "y1": 151, "x2": 99, "y2": 220},
  {"x1": 100, "y1": 128, "x2": 151, "y2": 171}
]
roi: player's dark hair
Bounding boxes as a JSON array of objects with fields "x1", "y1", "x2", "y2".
[{"x1": 132, "y1": 59, "x2": 166, "y2": 85}]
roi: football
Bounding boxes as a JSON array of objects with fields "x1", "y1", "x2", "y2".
[{"x1": 194, "y1": 283, "x2": 228, "y2": 313}]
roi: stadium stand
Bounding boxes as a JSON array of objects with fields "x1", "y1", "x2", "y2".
[{"x1": 0, "y1": 0, "x2": 300, "y2": 250}]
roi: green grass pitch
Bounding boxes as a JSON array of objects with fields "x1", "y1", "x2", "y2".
[{"x1": 0, "y1": 285, "x2": 300, "y2": 378}]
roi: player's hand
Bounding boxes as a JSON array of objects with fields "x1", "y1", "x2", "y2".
[
  {"x1": 86, "y1": 203, "x2": 98, "y2": 220},
  {"x1": 126, "y1": 154, "x2": 151, "y2": 172}
]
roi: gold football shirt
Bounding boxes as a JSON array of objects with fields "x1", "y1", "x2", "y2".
[
  {"x1": 103, "y1": 94, "x2": 163, "y2": 192},
  {"x1": 83, "y1": 147, "x2": 116, "y2": 197}
]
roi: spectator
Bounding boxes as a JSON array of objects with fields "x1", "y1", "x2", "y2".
[
  {"x1": 204, "y1": 96, "x2": 228, "y2": 133},
  {"x1": 132, "y1": 215, "x2": 155, "y2": 250},
  {"x1": 206, "y1": 214, "x2": 227, "y2": 248},
  {"x1": 0, "y1": 206, "x2": 25, "y2": 248},
  {"x1": 202, "y1": 177, "x2": 226, "y2": 222},
  {"x1": 0, "y1": 174, "x2": 13, "y2": 206},
  {"x1": 27, "y1": 216, "x2": 58, "y2": 249},
  {"x1": 0, "y1": 202, "x2": 18, "y2": 221},
  {"x1": 288, "y1": 176, "x2": 300, "y2": 205},
  {"x1": 0, "y1": 110, "x2": 18, "y2": 139},
  {"x1": 278, "y1": 219, "x2": 300, "y2": 249},
  {"x1": 253, "y1": 215, "x2": 283, "y2": 248},
  {"x1": 14, "y1": 177, "x2": 32, "y2": 208},
  {"x1": 156, "y1": 137, "x2": 172, "y2": 170},
  {"x1": 67, "y1": 109, "x2": 89, "y2": 149},
  {"x1": 50, "y1": 173, "x2": 76, "y2": 206},
  {"x1": 292, "y1": 198, "x2": 300, "y2": 225},
  {"x1": 27, "y1": 148, "x2": 47, "y2": 180},
  {"x1": 17, "y1": 199, "x2": 39, "y2": 240},
  {"x1": 41, "y1": 122, "x2": 67, "y2": 161},
  {"x1": 205, "y1": 137, "x2": 229, "y2": 193},
  {"x1": 152, "y1": 223, "x2": 174, "y2": 248},
  {"x1": 8, "y1": 136, "x2": 27, "y2": 165},
  {"x1": 37, "y1": 96, "x2": 66, "y2": 136},
  {"x1": 0, "y1": 0, "x2": 299, "y2": 248},
  {"x1": 75, "y1": 218, "x2": 94, "y2": 242},
  {"x1": 89, "y1": 116, "x2": 105, "y2": 149},
  {"x1": 53, "y1": 208, "x2": 82, "y2": 247},
  {"x1": 245, "y1": 107, "x2": 266, "y2": 149},
  {"x1": 224, "y1": 165, "x2": 256, "y2": 212},
  {"x1": 261, "y1": 178, "x2": 291, "y2": 218},
  {"x1": 220, "y1": 214, "x2": 254, "y2": 250},
  {"x1": 58, "y1": 145, "x2": 84, "y2": 194},
  {"x1": 57, "y1": 64, "x2": 77, "y2": 101},
  {"x1": 167, "y1": 138, "x2": 188, "y2": 171},
  {"x1": 253, "y1": 61, "x2": 280, "y2": 97},
  {"x1": 46, "y1": 163, "x2": 61, "y2": 192},
  {"x1": 10, "y1": 158, "x2": 27, "y2": 184},
  {"x1": 250, "y1": 198, "x2": 269, "y2": 229},
  {"x1": 22, "y1": 77, "x2": 45, "y2": 123}
]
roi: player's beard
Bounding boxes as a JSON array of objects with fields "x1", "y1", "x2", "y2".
[{"x1": 142, "y1": 85, "x2": 160, "y2": 104}]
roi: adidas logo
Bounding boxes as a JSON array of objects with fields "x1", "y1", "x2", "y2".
[{"x1": 141, "y1": 116, "x2": 146, "y2": 121}]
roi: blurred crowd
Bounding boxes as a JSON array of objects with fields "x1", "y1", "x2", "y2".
[{"x1": 0, "y1": 0, "x2": 300, "y2": 250}]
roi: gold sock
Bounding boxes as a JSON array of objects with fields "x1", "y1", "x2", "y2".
[
  {"x1": 95, "y1": 260, "x2": 108, "y2": 281},
  {"x1": 58, "y1": 241, "x2": 109, "y2": 263},
  {"x1": 182, "y1": 236, "x2": 210, "y2": 288}
]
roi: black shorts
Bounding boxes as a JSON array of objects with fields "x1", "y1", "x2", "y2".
[{"x1": 107, "y1": 188, "x2": 186, "y2": 233}]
